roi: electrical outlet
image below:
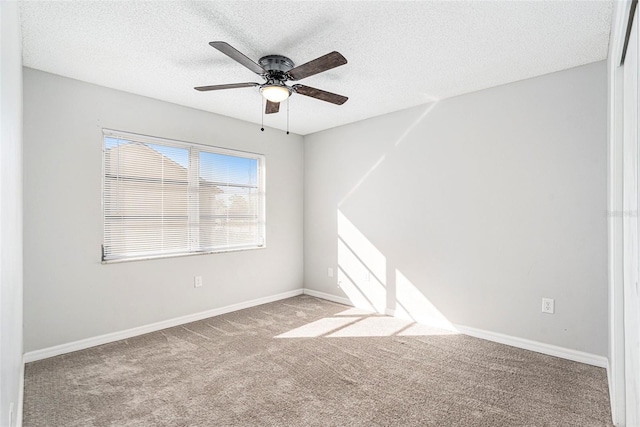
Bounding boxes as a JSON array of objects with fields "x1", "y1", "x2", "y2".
[
  {"x1": 194, "y1": 276, "x2": 203, "y2": 288},
  {"x1": 328, "y1": 267, "x2": 334, "y2": 278},
  {"x1": 542, "y1": 298, "x2": 554, "y2": 314}
]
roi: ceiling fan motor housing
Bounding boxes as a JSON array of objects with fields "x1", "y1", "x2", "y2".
[{"x1": 259, "y1": 55, "x2": 295, "y2": 81}]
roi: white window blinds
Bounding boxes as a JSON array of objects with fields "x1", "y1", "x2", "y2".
[{"x1": 103, "y1": 130, "x2": 265, "y2": 262}]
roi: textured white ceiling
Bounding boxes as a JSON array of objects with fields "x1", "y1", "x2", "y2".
[{"x1": 20, "y1": 1, "x2": 612, "y2": 135}]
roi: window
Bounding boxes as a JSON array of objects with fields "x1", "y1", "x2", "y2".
[{"x1": 102, "y1": 129, "x2": 265, "y2": 262}]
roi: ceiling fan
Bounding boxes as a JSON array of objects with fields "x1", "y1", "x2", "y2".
[{"x1": 194, "y1": 41, "x2": 348, "y2": 115}]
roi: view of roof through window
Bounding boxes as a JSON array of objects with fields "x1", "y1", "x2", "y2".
[{"x1": 104, "y1": 138, "x2": 257, "y2": 187}]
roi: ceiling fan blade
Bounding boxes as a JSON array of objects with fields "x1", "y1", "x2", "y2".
[
  {"x1": 265, "y1": 100, "x2": 280, "y2": 114},
  {"x1": 209, "y1": 41, "x2": 266, "y2": 75},
  {"x1": 288, "y1": 51, "x2": 347, "y2": 81},
  {"x1": 194, "y1": 82, "x2": 259, "y2": 91},
  {"x1": 293, "y1": 84, "x2": 348, "y2": 105}
]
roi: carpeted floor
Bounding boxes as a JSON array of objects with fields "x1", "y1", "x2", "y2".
[{"x1": 23, "y1": 295, "x2": 612, "y2": 426}]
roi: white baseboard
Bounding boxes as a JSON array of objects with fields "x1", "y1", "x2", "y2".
[
  {"x1": 303, "y1": 288, "x2": 353, "y2": 306},
  {"x1": 24, "y1": 289, "x2": 304, "y2": 363},
  {"x1": 454, "y1": 324, "x2": 608, "y2": 368}
]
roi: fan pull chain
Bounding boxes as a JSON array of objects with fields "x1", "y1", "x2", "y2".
[
  {"x1": 260, "y1": 97, "x2": 264, "y2": 132},
  {"x1": 286, "y1": 98, "x2": 290, "y2": 135}
]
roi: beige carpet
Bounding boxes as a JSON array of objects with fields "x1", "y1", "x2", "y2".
[{"x1": 23, "y1": 295, "x2": 612, "y2": 426}]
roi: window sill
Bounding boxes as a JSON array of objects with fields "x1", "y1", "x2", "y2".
[{"x1": 101, "y1": 245, "x2": 266, "y2": 264}]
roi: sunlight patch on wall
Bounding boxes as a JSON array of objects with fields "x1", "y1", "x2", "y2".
[
  {"x1": 336, "y1": 266, "x2": 382, "y2": 312},
  {"x1": 395, "y1": 269, "x2": 456, "y2": 331},
  {"x1": 337, "y1": 210, "x2": 387, "y2": 313},
  {"x1": 337, "y1": 210, "x2": 386, "y2": 282},
  {"x1": 337, "y1": 240, "x2": 386, "y2": 313},
  {"x1": 335, "y1": 210, "x2": 457, "y2": 334}
]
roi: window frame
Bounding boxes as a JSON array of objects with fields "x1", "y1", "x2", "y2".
[{"x1": 101, "y1": 129, "x2": 266, "y2": 264}]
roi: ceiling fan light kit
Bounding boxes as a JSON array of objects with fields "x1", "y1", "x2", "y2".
[
  {"x1": 194, "y1": 41, "x2": 348, "y2": 133},
  {"x1": 260, "y1": 84, "x2": 291, "y2": 103}
]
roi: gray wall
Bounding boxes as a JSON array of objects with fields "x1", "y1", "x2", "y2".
[
  {"x1": 23, "y1": 68, "x2": 304, "y2": 352},
  {"x1": 304, "y1": 61, "x2": 608, "y2": 356},
  {"x1": 0, "y1": 2, "x2": 24, "y2": 426},
  {"x1": 23, "y1": 60, "x2": 608, "y2": 360}
]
